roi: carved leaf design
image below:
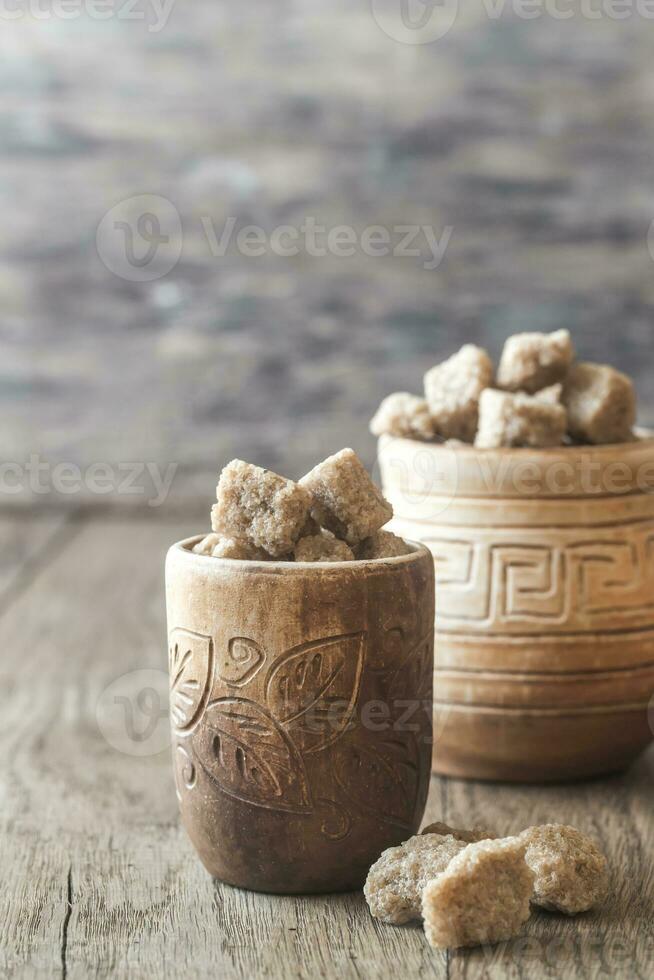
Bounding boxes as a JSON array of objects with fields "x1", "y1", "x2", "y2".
[
  {"x1": 265, "y1": 632, "x2": 365, "y2": 755},
  {"x1": 375, "y1": 733, "x2": 422, "y2": 815},
  {"x1": 315, "y1": 797, "x2": 352, "y2": 842},
  {"x1": 174, "y1": 743, "x2": 197, "y2": 803},
  {"x1": 218, "y1": 637, "x2": 265, "y2": 687},
  {"x1": 192, "y1": 697, "x2": 312, "y2": 813},
  {"x1": 390, "y1": 632, "x2": 433, "y2": 703},
  {"x1": 169, "y1": 628, "x2": 214, "y2": 732},
  {"x1": 334, "y1": 738, "x2": 415, "y2": 830}
]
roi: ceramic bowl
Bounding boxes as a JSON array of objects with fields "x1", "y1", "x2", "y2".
[{"x1": 378, "y1": 431, "x2": 654, "y2": 782}]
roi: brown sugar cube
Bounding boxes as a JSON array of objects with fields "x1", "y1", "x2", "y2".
[
  {"x1": 421, "y1": 821, "x2": 496, "y2": 844},
  {"x1": 300, "y1": 448, "x2": 393, "y2": 546},
  {"x1": 497, "y1": 329, "x2": 574, "y2": 394},
  {"x1": 192, "y1": 532, "x2": 272, "y2": 560},
  {"x1": 475, "y1": 388, "x2": 567, "y2": 449},
  {"x1": 192, "y1": 533, "x2": 222, "y2": 556},
  {"x1": 563, "y1": 362, "x2": 636, "y2": 444},
  {"x1": 422, "y1": 837, "x2": 534, "y2": 950},
  {"x1": 212, "y1": 459, "x2": 312, "y2": 558},
  {"x1": 294, "y1": 530, "x2": 355, "y2": 563},
  {"x1": 357, "y1": 530, "x2": 409, "y2": 560},
  {"x1": 299, "y1": 515, "x2": 321, "y2": 537},
  {"x1": 212, "y1": 536, "x2": 272, "y2": 561},
  {"x1": 520, "y1": 824, "x2": 609, "y2": 915},
  {"x1": 369, "y1": 392, "x2": 435, "y2": 441},
  {"x1": 535, "y1": 382, "x2": 563, "y2": 405},
  {"x1": 424, "y1": 345, "x2": 494, "y2": 442},
  {"x1": 364, "y1": 834, "x2": 468, "y2": 925}
]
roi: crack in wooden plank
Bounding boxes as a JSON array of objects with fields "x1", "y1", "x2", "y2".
[{"x1": 61, "y1": 865, "x2": 72, "y2": 980}]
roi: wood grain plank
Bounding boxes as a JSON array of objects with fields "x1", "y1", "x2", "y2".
[
  {"x1": 0, "y1": 513, "x2": 81, "y2": 979},
  {"x1": 0, "y1": 519, "x2": 444, "y2": 979},
  {"x1": 0, "y1": 513, "x2": 72, "y2": 607},
  {"x1": 0, "y1": 517, "x2": 178, "y2": 978},
  {"x1": 1, "y1": 516, "x2": 651, "y2": 978}
]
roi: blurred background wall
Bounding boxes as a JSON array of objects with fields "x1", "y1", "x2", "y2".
[{"x1": 3, "y1": 0, "x2": 654, "y2": 515}]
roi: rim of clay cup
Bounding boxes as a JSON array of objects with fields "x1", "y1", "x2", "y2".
[{"x1": 171, "y1": 535, "x2": 433, "y2": 572}]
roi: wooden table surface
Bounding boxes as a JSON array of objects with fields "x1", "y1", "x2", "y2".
[{"x1": 2, "y1": 511, "x2": 652, "y2": 979}]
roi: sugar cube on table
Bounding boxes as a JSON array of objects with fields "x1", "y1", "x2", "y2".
[
  {"x1": 520, "y1": 824, "x2": 608, "y2": 915},
  {"x1": 364, "y1": 833, "x2": 467, "y2": 925},
  {"x1": 422, "y1": 838, "x2": 534, "y2": 950}
]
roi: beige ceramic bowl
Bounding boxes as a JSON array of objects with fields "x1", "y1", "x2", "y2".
[
  {"x1": 378, "y1": 431, "x2": 654, "y2": 782},
  {"x1": 165, "y1": 537, "x2": 434, "y2": 893}
]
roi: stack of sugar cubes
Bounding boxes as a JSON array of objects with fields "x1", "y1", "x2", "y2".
[
  {"x1": 370, "y1": 330, "x2": 637, "y2": 448},
  {"x1": 193, "y1": 448, "x2": 408, "y2": 563}
]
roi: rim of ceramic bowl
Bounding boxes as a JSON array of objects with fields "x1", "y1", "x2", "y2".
[{"x1": 378, "y1": 427, "x2": 654, "y2": 460}]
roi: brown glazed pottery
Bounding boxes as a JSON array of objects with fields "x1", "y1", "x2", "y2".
[
  {"x1": 165, "y1": 538, "x2": 434, "y2": 894},
  {"x1": 378, "y1": 431, "x2": 654, "y2": 782}
]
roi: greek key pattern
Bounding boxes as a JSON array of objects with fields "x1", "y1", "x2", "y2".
[{"x1": 422, "y1": 518, "x2": 654, "y2": 634}]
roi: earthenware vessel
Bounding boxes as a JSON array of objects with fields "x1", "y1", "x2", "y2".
[
  {"x1": 165, "y1": 538, "x2": 434, "y2": 893},
  {"x1": 378, "y1": 432, "x2": 654, "y2": 782}
]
